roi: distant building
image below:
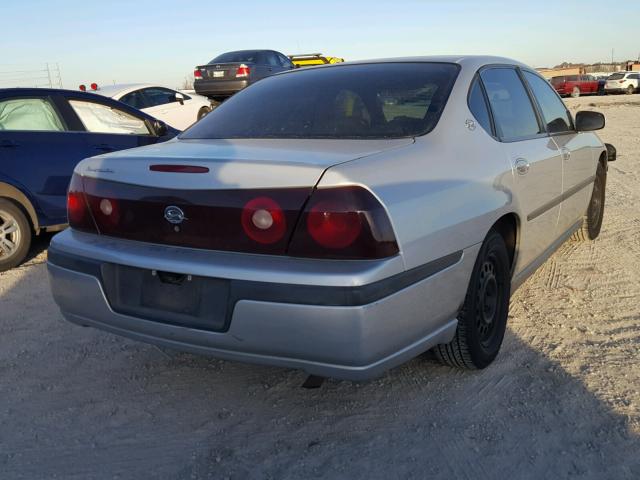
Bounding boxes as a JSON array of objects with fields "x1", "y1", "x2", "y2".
[
  {"x1": 536, "y1": 67, "x2": 582, "y2": 79},
  {"x1": 537, "y1": 62, "x2": 628, "y2": 79},
  {"x1": 626, "y1": 61, "x2": 640, "y2": 72}
]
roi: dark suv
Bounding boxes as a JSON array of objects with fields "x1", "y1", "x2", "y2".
[{"x1": 193, "y1": 50, "x2": 294, "y2": 103}]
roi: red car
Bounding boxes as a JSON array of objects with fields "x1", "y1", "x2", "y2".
[{"x1": 550, "y1": 75, "x2": 599, "y2": 97}]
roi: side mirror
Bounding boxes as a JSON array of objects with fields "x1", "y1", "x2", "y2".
[
  {"x1": 575, "y1": 111, "x2": 605, "y2": 131},
  {"x1": 153, "y1": 120, "x2": 168, "y2": 137},
  {"x1": 175, "y1": 92, "x2": 185, "y2": 105},
  {"x1": 605, "y1": 143, "x2": 616, "y2": 162}
]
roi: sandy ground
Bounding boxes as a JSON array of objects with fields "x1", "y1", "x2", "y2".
[{"x1": 1, "y1": 94, "x2": 639, "y2": 479}]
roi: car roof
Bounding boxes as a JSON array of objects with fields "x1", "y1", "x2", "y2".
[
  {"x1": 346, "y1": 55, "x2": 524, "y2": 66},
  {"x1": 0, "y1": 87, "x2": 123, "y2": 99},
  {"x1": 91, "y1": 83, "x2": 156, "y2": 98}
]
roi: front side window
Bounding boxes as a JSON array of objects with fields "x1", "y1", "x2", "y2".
[
  {"x1": 523, "y1": 71, "x2": 573, "y2": 134},
  {"x1": 467, "y1": 77, "x2": 492, "y2": 135},
  {"x1": 277, "y1": 54, "x2": 292, "y2": 68},
  {"x1": 182, "y1": 63, "x2": 460, "y2": 139},
  {"x1": 69, "y1": 100, "x2": 151, "y2": 135},
  {"x1": 0, "y1": 98, "x2": 66, "y2": 131},
  {"x1": 480, "y1": 68, "x2": 541, "y2": 141}
]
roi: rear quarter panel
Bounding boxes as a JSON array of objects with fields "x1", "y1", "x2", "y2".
[{"x1": 318, "y1": 67, "x2": 518, "y2": 273}]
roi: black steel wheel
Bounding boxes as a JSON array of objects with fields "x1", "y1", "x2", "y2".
[
  {"x1": 434, "y1": 230, "x2": 511, "y2": 369},
  {"x1": 572, "y1": 161, "x2": 606, "y2": 241}
]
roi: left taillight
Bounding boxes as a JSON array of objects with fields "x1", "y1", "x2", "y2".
[
  {"x1": 67, "y1": 173, "x2": 97, "y2": 233},
  {"x1": 194, "y1": 69, "x2": 203, "y2": 79}
]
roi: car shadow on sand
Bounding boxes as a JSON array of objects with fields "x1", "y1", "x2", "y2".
[{"x1": 0, "y1": 264, "x2": 638, "y2": 480}]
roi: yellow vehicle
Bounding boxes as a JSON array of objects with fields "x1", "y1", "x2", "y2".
[{"x1": 288, "y1": 53, "x2": 345, "y2": 68}]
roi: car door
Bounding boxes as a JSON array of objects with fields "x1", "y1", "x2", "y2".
[
  {"x1": 521, "y1": 70, "x2": 598, "y2": 234},
  {"x1": 136, "y1": 87, "x2": 186, "y2": 129},
  {"x1": 480, "y1": 67, "x2": 563, "y2": 269},
  {"x1": 0, "y1": 93, "x2": 87, "y2": 224}
]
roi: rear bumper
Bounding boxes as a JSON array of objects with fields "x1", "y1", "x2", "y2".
[
  {"x1": 194, "y1": 79, "x2": 249, "y2": 98},
  {"x1": 47, "y1": 230, "x2": 479, "y2": 380}
]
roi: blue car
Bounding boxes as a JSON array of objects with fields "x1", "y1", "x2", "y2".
[{"x1": 0, "y1": 88, "x2": 178, "y2": 271}]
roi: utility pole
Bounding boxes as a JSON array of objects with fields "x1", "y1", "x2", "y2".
[
  {"x1": 46, "y1": 62, "x2": 52, "y2": 88},
  {"x1": 611, "y1": 48, "x2": 614, "y2": 65}
]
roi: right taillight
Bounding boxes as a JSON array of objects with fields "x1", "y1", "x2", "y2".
[
  {"x1": 288, "y1": 186, "x2": 399, "y2": 260},
  {"x1": 236, "y1": 64, "x2": 250, "y2": 78},
  {"x1": 67, "y1": 173, "x2": 97, "y2": 233}
]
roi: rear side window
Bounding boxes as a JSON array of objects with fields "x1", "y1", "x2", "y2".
[
  {"x1": 480, "y1": 68, "x2": 541, "y2": 141},
  {"x1": 0, "y1": 98, "x2": 66, "y2": 131},
  {"x1": 608, "y1": 73, "x2": 624, "y2": 80},
  {"x1": 69, "y1": 100, "x2": 151, "y2": 135},
  {"x1": 467, "y1": 78, "x2": 492, "y2": 135},
  {"x1": 120, "y1": 90, "x2": 149, "y2": 110},
  {"x1": 182, "y1": 63, "x2": 460, "y2": 139},
  {"x1": 523, "y1": 71, "x2": 573, "y2": 134},
  {"x1": 141, "y1": 88, "x2": 177, "y2": 107}
]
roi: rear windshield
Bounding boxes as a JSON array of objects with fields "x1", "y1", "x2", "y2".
[
  {"x1": 550, "y1": 76, "x2": 566, "y2": 84},
  {"x1": 210, "y1": 51, "x2": 263, "y2": 64},
  {"x1": 182, "y1": 62, "x2": 460, "y2": 140},
  {"x1": 608, "y1": 73, "x2": 625, "y2": 80}
]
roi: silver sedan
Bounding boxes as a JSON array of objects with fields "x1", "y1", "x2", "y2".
[{"x1": 47, "y1": 56, "x2": 610, "y2": 380}]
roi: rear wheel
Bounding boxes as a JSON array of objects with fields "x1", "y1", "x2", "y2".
[
  {"x1": 571, "y1": 86, "x2": 581, "y2": 98},
  {"x1": 434, "y1": 231, "x2": 511, "y2": 369},
  {"x1": 572, "y1": 161, "x2": 606, "y2": 241},
  {"x1": 0, "y1": 199, "x2": 32, "y2": 272},
  {"x1": 626, "y1": 84, "x2": 635, "y2": 95}
]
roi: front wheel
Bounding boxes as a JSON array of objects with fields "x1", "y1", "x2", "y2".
[
  {"x1": 0, "y1": 199, "x2": 32, "y2": 272},
  {"x1": 197, "y1": 106, "x2": 211, "y2": 121},
  {"x1": 572, "y1": 161, "x2": 606, "y2": 241},
  {"x1": 626, "y1": 85, "x2": 635, "y2": 95},
  {"x1": 434, "y1": 231, "x2": 511, "y2": 369},
  {"x1": 571, "y1": 86, "x2": 581, "y2": 98}
]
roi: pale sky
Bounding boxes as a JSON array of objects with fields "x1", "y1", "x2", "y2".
[{"x1": 2, "y1": 0, "x2": 638, "y2": 89}]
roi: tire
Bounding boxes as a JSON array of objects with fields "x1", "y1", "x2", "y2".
[
  {"x1": 626, "y1": 85, "x2": 635, "y2": 95},
  {"x1": 0, "y1": 199, "x2": 32, "y2": 272},
  {"x1": 572, "y1": 161, "x2": 606, "y2": 241},
  {"x1": 571, "y1": 86, "x2": 581, "y2": 98},
  {"x1": 197, "y1": 106, "x2": 211, "y2": 121},
  {"x1": 434, "y1": 231, "x2": 511, "y2": 369}
]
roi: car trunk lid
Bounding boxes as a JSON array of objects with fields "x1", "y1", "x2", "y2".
[{"x1": 74, "y1": 137, "x2": 413, "y2": 254}]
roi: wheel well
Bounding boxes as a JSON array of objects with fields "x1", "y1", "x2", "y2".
[
  {"x1": 491, "y1": 213, "x2": 518, "y2": 272},
  {"x1": 0, "y1": 183, "x2": 39, "y2": 232},
  {"x1": 598, "y1": 150, "x2": 607, "y2": 169}
]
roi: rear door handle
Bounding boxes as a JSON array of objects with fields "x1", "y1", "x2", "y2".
[
  {"x1": 0, "y1": 140, "x2": 18, "y2": 148},
  {"x1": 93, "y1": 144, "x2": 115, "y2": 152},
  {"x1": 561, "y1": 147, "x2": 571, "y2": 161}
]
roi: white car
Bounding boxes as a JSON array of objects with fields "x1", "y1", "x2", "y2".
[
  {"x1": 604, "y1": 72, "x2": 639, "y2": 95},
  {"x1": 94, "y1": 84, "x2": 212, "y2": 130}
]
